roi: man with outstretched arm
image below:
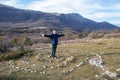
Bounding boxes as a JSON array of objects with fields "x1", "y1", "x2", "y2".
[{"x1": 42, "y1": 30, "x2": 65, "y2": 58}]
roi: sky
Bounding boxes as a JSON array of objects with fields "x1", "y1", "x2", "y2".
[{"x1": 0, "y1": 0, "x2": 120, "y2": 27}]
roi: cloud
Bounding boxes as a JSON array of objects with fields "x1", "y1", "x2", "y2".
[
  {"x1": 0, "y1": 0, "x2": 26, "y2": 8},
  {"x1": 0, "y1": 0, "x2": 18, "y2": 6}
]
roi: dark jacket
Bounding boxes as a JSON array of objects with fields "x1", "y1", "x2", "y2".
[{"x1": 44, "y1": 34, "x2": 64, "y2": 44}]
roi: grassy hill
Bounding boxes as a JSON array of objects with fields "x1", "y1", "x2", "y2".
[{"x1": 0, "y1": 38, "x2": 120, "y2": 80}]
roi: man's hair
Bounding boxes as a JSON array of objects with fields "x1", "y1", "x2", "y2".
[{"x1": 53, "y1": 30, "x2": 56, "y2": 31}]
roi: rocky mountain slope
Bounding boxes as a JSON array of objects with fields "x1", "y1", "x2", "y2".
[{"x1": 0, "y1": 4, "x2": 119, "y2": 32}]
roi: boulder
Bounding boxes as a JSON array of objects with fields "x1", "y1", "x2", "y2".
[
  {"x1": 89, "y1": 58, "x2": 105, "y2": 70},
  {"x1": 104, "y1": 70, "x2": 118, "y2": 78}
]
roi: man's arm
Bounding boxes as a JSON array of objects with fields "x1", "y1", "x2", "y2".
[
  {"x1": 42, "y1": 34, "x2": 52, "y2": 38},
  {"x1": 58, "y1": 34, "x2": 65, "y2": 37}
]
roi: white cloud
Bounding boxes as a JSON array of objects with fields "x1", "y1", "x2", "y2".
[
  {"x1": 0, "y1": 0, "x2": 17, "y2": 6},
  {"x1": 85, "y1": 12, "x2": 120, "y2": 19},
  {"x1": 0, "y1": 0, "x2": 26, "y2": 9}
]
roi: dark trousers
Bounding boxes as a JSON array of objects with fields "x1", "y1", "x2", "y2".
[{"x1": 52, "y1": 44, "x2": 57, "y2": 57}]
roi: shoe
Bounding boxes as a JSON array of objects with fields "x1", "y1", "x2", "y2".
[{"x1": 53, "y1": 56, "x2": 57, "y2": 59}]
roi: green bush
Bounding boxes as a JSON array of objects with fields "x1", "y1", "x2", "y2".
[{"x1": 77, "y1": 33, "x2": 85, "y2": 38}]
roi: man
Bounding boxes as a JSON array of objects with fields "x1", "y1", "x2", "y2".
[{"x1": 42, "y1": 30, "x2": 65, "y2": 58}]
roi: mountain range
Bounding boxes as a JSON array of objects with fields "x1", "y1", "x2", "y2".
[{"x1": 0, "y1": 4, "x2": 119, "y2": 32}]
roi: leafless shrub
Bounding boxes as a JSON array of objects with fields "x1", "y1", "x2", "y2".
[{"x1": 87, "y1": 30, "x2": 108, "y2": 39}]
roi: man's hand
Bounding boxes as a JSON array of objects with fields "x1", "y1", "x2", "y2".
[{"x1": 41, "y1": 34, "x2": 44, "y2": 37}]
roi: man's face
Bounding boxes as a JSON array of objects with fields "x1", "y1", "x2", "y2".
[{"x1": 53, "y1": 30, "x2": 57, "y2": 34}]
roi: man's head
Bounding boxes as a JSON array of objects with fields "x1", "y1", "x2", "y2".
[{"x1": 52, "y1": 30, "x2": 57, "y2": 34}]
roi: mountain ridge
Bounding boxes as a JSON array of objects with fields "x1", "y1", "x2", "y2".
[{"x1": 0, "y1": 4, "x2": 119, "y2": 32}]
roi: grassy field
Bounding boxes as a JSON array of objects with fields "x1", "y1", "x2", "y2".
[{"x1": 0, "y1": 38, "x2": 120, "y2": 80}]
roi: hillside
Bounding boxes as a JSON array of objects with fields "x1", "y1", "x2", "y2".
[
  {"x1": 0, "y1": 4, "x2": 119, "y2": 32},
  {"x1": 0, "y1": 38, "x2": 120, "y2": 80}
]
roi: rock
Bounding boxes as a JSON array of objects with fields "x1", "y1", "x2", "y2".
[
  {"x1": 116, "y1": 68, "x2": 120, "y2": 71},
  {"x1": 35, "y1": 53, "x2": 43, "y2": 61},
  {"x1": 40, "y1": 72, "x2": 43, "y2": 74},
  {"x1": 69, "y1": 68, "x2": 74, "y2": 72},
  {"x1": 88, "y1": 58, "x2": 105, "y2": 70},
  {"x1": 16, "y1": 66, "x2": 20, "y2": 70},
  {"x1": 22, "y1": 60, "x2": 29, "y2": 65},
  {"x1": 85, "y1": 57, "x2": 89, "y2": 61},
  {"x1": 65, "y1": 56, "x2": 75, "y2": 62},
  {"x1": 50, "y1": 66, "x2": 54, "y2": 69},
  {"x1": 56, "y1": 59, "x2": 59, "y2": 62},
  {"x1": 42, "y1": 71, "x2": 46, "y2": 74},
  {"x1": 104, "y1": 70, "x2": 118, "y2": 78},
  {"x1": 30, "y1": 70, "x2": 34, "y2": 73},
  {"x1": 95, "y1": 74, "x2": 99, "y2": 78},
  {"x1": 57, "y1": 64, "x2": 60, "y2": 68},
  {"x1": 24, "y1": 68, "x2": 28, "y2": 71},
  {"x1": 34, "y1": 70, "x2": 37, "y2": 73},
  {"x1": 43, "y1": 65, "x2": 47, "y2": 69},
  {"x1": 27, "y1": 69, "x2": 31, "y2": 72},
  {"x1": 22, "y1": 56, "x2": 28, "y2": 62},
  {"x1": 64, "y1": 61, "x2": 67, "y2": 66},
  {"x1": 32, "y1": 64, "x2": 36, "y2": 67},
  {"x1": 78, "y1": 61, "x2": 84, "y2": 66},
  {"x1": 76, "y1": 62, "x2": 84, "y2": 67},
  {"x1": 39, "y1": 71, "x2": 47, "y2": 74},
  {"x1": 8, "y1": 60, "x2": 15, "y2": 66},
  {"x1": 62, "y1": 70, "x2": 68, "y2": 74}
]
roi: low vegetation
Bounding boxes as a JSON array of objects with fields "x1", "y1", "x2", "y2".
[
  {"x1": 0, "y1": 37, "x2": 120, "y2": 80},
  {"x1": 0, "y1": 35, "x2": 33, "y2": 61}
]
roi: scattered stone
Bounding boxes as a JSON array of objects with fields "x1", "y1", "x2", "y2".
[
  {"x1": 57, "y1": 64, "x2": 60, "y2": 68},
  {"x1": 76, "y1": 61, "x2": 84, "y2": 67},
  {"x1": 39, "y1": 71, "x2": 47, "y2": 74},
  {"x1": 22, "y1": 56, "x2": 28, "y2": 62},
  {"x1": 34, "y1": 70, "x2": 37, "y2": 73},
  {"x1": 35, "y1": 53, "x2": 43, "y2": 61},
  {"x1": 85, "y1": 57, "x2": 89, "y2": 62},
  {"x1": 116, "y1": 68, "x2": 120, "y2": 71},
  {"x1": 40, "y1": 72, "x2": 43, "y2": 74},
  {"x1": 56, "y1": 59, "x2": 59, "y2": 62},
  {"x1": 64, "y1": 61, "x2": 67, "y2": 66},
  {"x1": 95, "y1": 74, "x2": 99, "y2": 78},
  {"x1": 65, "y1": 56, "x2": 75, "y2": 62},
  {"x1": 32, "y1": 64, "x2": 36, "y2": 67},
  {"x1": 8, "y1": 60, "x2": 15, "y2": 66},
  {"x1": 50, "y1": 66, "x2": 54, "y2": 69},
  {"x1": 89, "y1": 58, "x2": 105, "y2": 70},
  {"x1": 62, "y1": 70, "x2": 68, "y2": 74},
  {"x1": 16, "y1": 66, "x2": 20, "y2": 70},
  {"x1": 24, "y1": 68, "x2": 28, "y2": 71},
  {"x1": 30, "y1": 70, "x2": 34, "y2": 73},
  {"x1": 69, "y1": 68, "x2": 74, "y2": 72},
  {"x1": 104, "y1": 70, "x2": 118, "y2": 78},
  {"x1": 42, "y1": 71, "x2": 46, "y2": 74},
  {"x1": 43, "y1": 65, "x2": 47, "y2": 69},
  {"x1": 27, "y1": 69, "x2": 31, "y2": 72},
  {"x1": 22, "y1": 60, "x2": 29, "y2": 65}
]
